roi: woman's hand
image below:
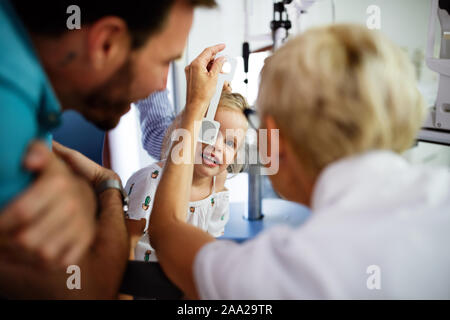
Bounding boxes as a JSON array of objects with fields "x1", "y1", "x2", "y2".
[{"x1": 184, "y1": 44, "x2": 226, "y2": 119}]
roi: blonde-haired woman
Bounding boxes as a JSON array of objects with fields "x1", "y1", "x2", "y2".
[{"x1": 148, "y1": 26, "x2": 450, "y2": 299}]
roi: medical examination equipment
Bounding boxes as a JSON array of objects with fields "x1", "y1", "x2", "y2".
[
  {"x1": 243, "y1": 0, "x2": 320, "y2": 221},
  {"x1": 271, "y1": 0, "x2": 293, "y2": 52},
  {"x1": 198, "y1": 57, "x2": 237, "y2": 146},
  {"x1": 243, "y1": 0, "x2": 295, "y2": 221},
  {"x1": 242, "y1": 0, "x2": 323, "y2": 85},
  {"x1": 242, "y1": 0, "x2": 293, "y2": 85},
  {"x1": 419, "y1": 0, "x2": 450, "y2": 145}
]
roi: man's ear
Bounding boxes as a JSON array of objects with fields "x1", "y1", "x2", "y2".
[{"x1": 86, "y1": 17, "x2": 131, "y2": 71}]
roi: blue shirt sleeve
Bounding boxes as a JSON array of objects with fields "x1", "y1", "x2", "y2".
[
  {"x1": 0, "y1": 84, "x2": 37, "y2": 209},
  {"x1": 135, "y1": 90, "x2": 176, "y2": 160},
  {"x1": 0, "y1": 0, "x2": 61, "y2": 209}
]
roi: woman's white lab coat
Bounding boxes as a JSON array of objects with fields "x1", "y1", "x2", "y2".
[{"x1": 193, "y1": 151, "x2": 450, "y2": 299}]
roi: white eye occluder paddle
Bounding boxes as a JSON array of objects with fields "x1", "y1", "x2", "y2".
[{"x1": 198, "y1": 57, "x2": 238, "y2": 146}]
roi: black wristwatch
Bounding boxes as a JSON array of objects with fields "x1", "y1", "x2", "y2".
[{"x1": 95, "y1": 179, "x2": 129, "y2": 214}]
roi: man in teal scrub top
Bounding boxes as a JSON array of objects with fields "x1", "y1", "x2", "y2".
[{"x1": 0, "y1": 0, "x2": 217, "y2": 298}]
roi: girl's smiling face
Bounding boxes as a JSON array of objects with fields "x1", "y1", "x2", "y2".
[{"x1": 194, "y1": 107, "x2": 248, "y2": 178}]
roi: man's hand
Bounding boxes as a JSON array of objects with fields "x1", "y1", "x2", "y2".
[
  {"x1": 184, "y1": 44, "x2": 226, "y2": 118},
  {"x1": 0, "y1": 141, "x2": 129, "y2": 299},
  {"x1": 0, "y1": 141, "x2": 97, "y2": 269}
]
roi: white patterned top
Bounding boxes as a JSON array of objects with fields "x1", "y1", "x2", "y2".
[{"x1": 124, "y1": 162, "x2": 230, "y2": 262}]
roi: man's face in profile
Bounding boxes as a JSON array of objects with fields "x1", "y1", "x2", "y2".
[{"x1": 78, "y1": 1, "x2": 193, "y2": 130}]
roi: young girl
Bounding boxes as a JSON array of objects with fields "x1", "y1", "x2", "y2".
[{"x1": 124, "y1": 91, "x2": 249, "y2": 262}]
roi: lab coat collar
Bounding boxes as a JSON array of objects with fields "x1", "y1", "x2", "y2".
[{"x1": 310, "y1": 150, "x2": 409, "y2": 213}]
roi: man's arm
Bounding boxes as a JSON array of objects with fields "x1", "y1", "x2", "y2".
[
  {"x1": 0, "y1": 141, "x2": 97, "y2": 268},
  {"x1": 0, "y1": 188, "x2": 128, "y2": 299},
  {"x1": 136, "y1": 90, "x2": 176, "y2": 160},
  {"x1": 0, "y1": 142, "x2": 128, "y2": 299}
]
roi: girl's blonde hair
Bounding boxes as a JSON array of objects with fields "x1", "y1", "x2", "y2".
[
  {"x1": 257, "y1": 24, "x2": 426, "y2": 176},
  {"x1": 161, "y1": 92, "x2": 249, "y2": 174}
]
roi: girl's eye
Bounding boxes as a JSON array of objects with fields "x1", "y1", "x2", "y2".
[{"x1": 225, "y1": 140, "x2": 235, "y2": 148}]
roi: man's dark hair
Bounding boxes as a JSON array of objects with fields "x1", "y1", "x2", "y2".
[{"x1": 11, "y1": 0, "x2": 216, "y2": 48}]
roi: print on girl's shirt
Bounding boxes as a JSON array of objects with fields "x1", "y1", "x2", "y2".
[
  {"x1": 151, "y1": 170, "x2": 159, "y2": 179},
  {"x1": 142, "y1": 196, "x2": 151, "y2": 211},
  {"x1": 144, "y1": 250, "x2": 152, "y2": 262},
  {"x1": 128, "y1": 183, "x2": 135, "y2": 196},
  {"x1": 190, "y1": 207, "x2": 195, "y2": 214},
  {"x1": 211, "y1": 198, "x2": 215, "y2": 207}
]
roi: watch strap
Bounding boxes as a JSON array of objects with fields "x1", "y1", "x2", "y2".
[{"x1": 96, "y1": 179, "x2": 129, "y2": 214}]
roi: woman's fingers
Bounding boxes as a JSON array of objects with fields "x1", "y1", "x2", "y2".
[
  {"x1": 196, "y1": 44, "x2": 225, "y2": 67},
  {"x1": 209, "y1": 56, "x2": 226, "y2": 77}
]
